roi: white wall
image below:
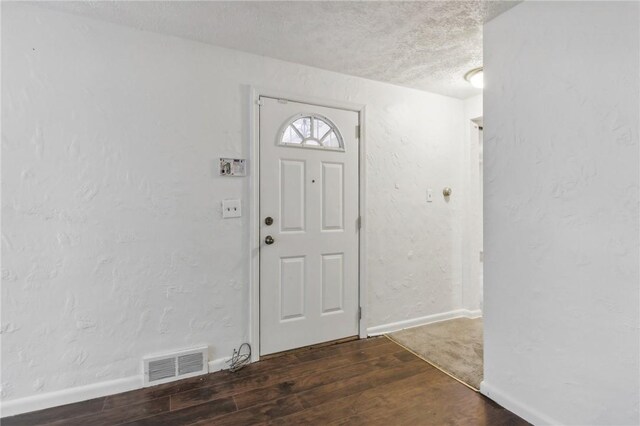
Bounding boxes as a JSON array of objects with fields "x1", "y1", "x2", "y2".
[
  {"x1": 1, "y1": 3, "x2": 467, "y2": 412},
  {"x1": 483, "y1": 2, "x2": 639, "y2": 425}
]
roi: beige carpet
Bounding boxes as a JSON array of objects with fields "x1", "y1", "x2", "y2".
[{"x1": 387, "y1": 317, "x2": 483, "y2": 391}]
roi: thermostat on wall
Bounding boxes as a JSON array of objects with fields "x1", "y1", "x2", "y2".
[{"x1": 220, "y1": 158, "x2": 246, "y2": 176}]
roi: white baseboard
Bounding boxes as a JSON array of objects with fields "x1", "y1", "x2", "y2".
[
  {"x1": 480, "y1": 380, "x2": 561, "y2": 426},
  {"x1": 1, "y1": 356, "x2": 230, "y2": 418},
  {"x1": 208, "y1": 356, "x2": 232, "y2": 373},
  {"x1": 367, "y1": 308, "x2": 483, "y2": 336},
  {"x1": 0, "y1": 376, "x2": 142, "y2": 418},
  {"x1": 463, "y1": 309, "x2": 483, "y2": 319}
]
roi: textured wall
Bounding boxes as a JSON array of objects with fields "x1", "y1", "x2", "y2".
[
  {"x1": 1, "y1": 4, "x2": 465, "y2": 402},
  {"x1": 483, "y1": 2, "x2": 639, "y2": 425}
]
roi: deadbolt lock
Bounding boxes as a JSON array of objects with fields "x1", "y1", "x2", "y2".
[{"x1": 265, "y1": 217, "x2": 274, "y2": 226}]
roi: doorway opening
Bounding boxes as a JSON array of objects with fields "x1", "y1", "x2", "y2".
[
  {"x1": 383, "y1": 116, "x2": 485, "y2": 391},
  {"x1": 472, "y1": 118, "x2": 484, "y2": 312}
]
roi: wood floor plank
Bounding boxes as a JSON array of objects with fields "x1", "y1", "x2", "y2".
[
  {"x1": 271, "y1": 353, "x2": 528, "y2": 426},
  {"x1": 292, "y1": 335, "x2": 391, "y2": 362},
  {"x1": 233, "y1": 351, "x2": 407, "y2": 410},
  {"x1": 236, "y1": 337, "x2": 388, "y2": 378},
  {"x1": 329, "y1": 381, "x2": 482, "y2": 425},
  {"x1": 3, "y1": 337, "x2": 528, "y2": 426},
  {"x1": 101, "y1": 374, "x2": 222, "y2": 411},
  {"x1": 328, "y1": 379, "x2": 528, "y2": 426},
  {"x1": 268, "y1": 370, "x2": 440, "y2": 425},
  {"x1": 122, "y1": 396, "x2": 236, "y2": 426},
  {"x1": 392, "y1": 349, "x2": 421, "y2": 362},
  {"x1": 1, "y1": 396, "x2": 106, "y2": 426},
  {"x1": 187, "y1": 349, "x2": 427, "y2": 425},
  {"x1": 260, "y1": 336, "x2": 359, "y2": 361},
  {"x1": 48, "y1": 397, "x2": 170, "y2": 426},
  {"x1": 104, "y1": 337, "x2": 388, "y2": 411},
  {"x1": 170, "y1": 339, "x2": 403, "y2": 411},
  {"x1": 194, "y1": 396, "x2": 306, "y2": 426},
  {"x1": 294, "y1": 356, "x2": 431, "y2": 409},
  {"x1": 205, "y1": 352, "x2": 432, "y2": 426}
]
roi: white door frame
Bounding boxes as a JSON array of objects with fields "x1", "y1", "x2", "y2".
[{"x1": 248, "y1": 86, "x2": 367, "y2": 362}]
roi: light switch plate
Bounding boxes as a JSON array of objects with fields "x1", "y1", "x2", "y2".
[{"x1": 222, "y1": 199, "x2": 241, "y2": 218}]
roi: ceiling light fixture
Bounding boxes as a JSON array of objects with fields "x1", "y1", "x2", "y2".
[{"x1": 464, "y1": 67, "x2": 483, "y2": 89}]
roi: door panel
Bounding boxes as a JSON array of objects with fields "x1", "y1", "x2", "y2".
[
  {"x1": 279, "y1": 160, "x2": 306, "y2": 232},
  {"x1": 321, "y1": 162, "x2": 344, "y2": 230},
  {"x1": 279, "y1": 256, "x2": 305, "y2": 320},
  {"x1": 259, "y1": 96, "x2": 359, "y2": 355},
  {"x1": 321, "y1": 253, "x2": 344, "y2": 314}
]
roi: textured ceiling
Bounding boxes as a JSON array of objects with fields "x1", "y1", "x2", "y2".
[{"x1": 39, "y1": 1, "x2": 519, "y2": 99}]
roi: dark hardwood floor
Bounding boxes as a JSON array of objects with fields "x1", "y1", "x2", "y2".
[{"x1": 2, "y1": 337, "x2": 528, "y2": 426}]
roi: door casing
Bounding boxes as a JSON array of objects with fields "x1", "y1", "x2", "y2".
[{"x1": 249, "y1": 87, "x2": 367, "y2": 362}]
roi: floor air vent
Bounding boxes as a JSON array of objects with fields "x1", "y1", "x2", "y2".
[{"x1": 143, "y1": 346, "x2": 208, "y2": 386}]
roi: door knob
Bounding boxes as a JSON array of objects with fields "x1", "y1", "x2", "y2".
[{"x1": 265, "y1": 235, "x2": 275, "y2": 245}]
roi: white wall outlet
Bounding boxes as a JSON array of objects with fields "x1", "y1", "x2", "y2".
[
  {"x1": 427, "y1": 188, "x2": 433, "y2": 203},
  {"x1": 222, "y1": 199, "x2": 241, "y2": 218}
]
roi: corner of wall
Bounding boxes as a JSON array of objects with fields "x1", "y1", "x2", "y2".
[{"x1": 480, "y1": 381, "x2": 562, "y2": 426}]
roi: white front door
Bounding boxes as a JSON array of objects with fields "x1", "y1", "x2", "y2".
[{"x1": 259, "y1": 96, "x2": 360, "y2": 356}]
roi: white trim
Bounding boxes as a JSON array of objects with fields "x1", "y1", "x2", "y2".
[
  {"x1": 207, "y1": 356, "x2": 233, "y2": 373},
  {"x1": 257, "y1": 89, "x2": 366, "y2": 114},
  {"x1": 358, "y1": 106, "x2": 368, "y2": 339},
  {"x1": 249, "y1": 86, "x2": 367, "y2": 359},
  {"x1": 366, "y1": 309, "x2": 482, "y2": 336},
  {"x1": 461, "y1": 114, "x2": 484, "y2": 313},
  {"x1": 0, "y1": 355, "x2": 231, "y2": 418},
  {"x1": 463, "y1": 309, "x2": 483, "y2": 319},
  {"x1": 249, "y1": 86, "x2": 261, "y2": 362},
  {"x1": 0, "y1": 376, "x2": 142, "y2": 418},
  {"x1": 480, "y1": 380, "x2": 562, "y2": 426}
]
